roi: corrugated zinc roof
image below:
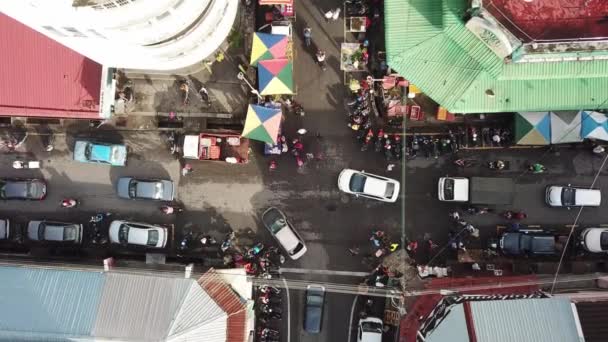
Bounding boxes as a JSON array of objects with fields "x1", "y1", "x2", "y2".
[
  {"x1": 384, "y1": 0, "x2": 608, "y2": 113},
  {"x1": 0, "y1": 266, "x2": 104, "y2": 337},
  {"x1": 0, "y1": 13, "x2": 102, "y2": 119},
  {"x1": 92, "y1": 272, "x2": 194, "y2": 341},
  {"x1": 470, "y1": 298, "x2": 583, "y2": 342},
  {"x1": 425, "y1": 303, "x2": 469, "y2": 342}
]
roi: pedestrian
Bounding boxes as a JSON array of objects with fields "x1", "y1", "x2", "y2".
[
  {"x1": 199, "y1": 86, "x2": 210, "y2": 105},
  {"x1": 406, "y1": 241, "x2": 418, "y2": 252},
  {"x1": 268, "y1": 160, "x2": 277, "y2": 171},
  {"x1": 324, "y1": 9, "x2": 334, "y2": 22},
  {"x1": 182, "y1": 163, "x2": 193, "y2": 176},
  {"x1": 449, "y1": 211, "x2": 460, "y2": 221}
]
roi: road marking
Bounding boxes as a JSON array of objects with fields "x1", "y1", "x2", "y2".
[
  {"x1": 283, "y1": 278, "x2": 290, "y2": 342},
  {"x1": 279, "y1": 268, "x2": 370, "y2": 277},
  {"x1": 347, "y1": 295, "x2": 359, "y2": 342}
]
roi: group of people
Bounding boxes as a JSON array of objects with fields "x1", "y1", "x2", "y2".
[{"x1": 448, "y1": 211, "x2": 480, "y2": 251}]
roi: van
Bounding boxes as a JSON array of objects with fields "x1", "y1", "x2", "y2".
[{"x1": 545, "y1": 185, "x2": 601, "y2": 207}]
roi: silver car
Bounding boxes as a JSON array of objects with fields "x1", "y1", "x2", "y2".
[
  {"x1": 109, "y1": 220, "x2": 168, "y2": 248},
  {"x1": 27, "y1": 221, "x2": 83, "y2": 244},
  {"x1": 117, "y1": 177, "x2": 174, "y2": 201},
  {"x1": 261, "y1": 207, "x2": 307, "y2": 260}
]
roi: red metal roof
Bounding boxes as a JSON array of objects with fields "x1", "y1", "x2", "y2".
[
  {"x1": 198, "y1": 269, "x2": 247, "y2": 342},
  {"x1": 485, "y1": 0, "x2": 608, "y2": 43},
  {"x1": 0, "y1": 13, "x2": 102, "y2": 119}
]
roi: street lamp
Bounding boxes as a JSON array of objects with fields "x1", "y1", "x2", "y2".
[{"x1": 237, "y1": 72, "x2": 263, "y2": 101}]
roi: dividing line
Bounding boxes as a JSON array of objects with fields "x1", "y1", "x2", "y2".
[
  {"x1": 347, "y1": 295, "x2": 359, "y2": 342},
  {"x1": 283, "y1": 278, "x2": 291, "y2": 342},
  {"x1": 279, "y1": 268, "x2": 370, "y2": 277}
]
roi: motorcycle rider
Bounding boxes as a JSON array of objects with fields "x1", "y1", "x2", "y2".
[
  {"x1": 303, "y1": 26, "x2": 312, "y2": 47},
  {"x1": 61, "y1": 198, "x2": 78, "y2": 208},
  {"x1": 316, "y1": 50, "x2": 327, "y2": 70}
]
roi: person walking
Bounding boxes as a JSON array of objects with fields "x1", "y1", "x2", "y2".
[{"x1": 303, "y1": 26, "x2": 312, "y2": 47}]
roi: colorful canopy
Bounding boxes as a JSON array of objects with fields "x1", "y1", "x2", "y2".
[
  {"x1": 259, "y1": 0, "x2": 292, "y2": 4},
  {"x1": 250, "y1": 33, "x2": 288, "y2": 66},
  {"x1": 581, "y1": 111, "x2": 608, "y2": 141},
  {"x1": 242, "y1": 105, "x2": 282, "y2": 144},
  {"x1": 258, "y1": 59, "x2": 293, "y2": 95},
  {"x1": 550, "y1": 111, "x2": 583, "y2": 144},
  {"x1": 515, "y1": 112, "x2": 551, "y2": 145}
]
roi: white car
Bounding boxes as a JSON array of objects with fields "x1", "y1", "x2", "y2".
[
  {"x1": 545, "y1": 185, "x2": 601, "y2": 207},
  {"x1": 261, "y1": 207, "x2": 307, "y2": 260},
  {"x1": 109, "y1": 220, "x2": 168, "y2": 248},
  {"x1": 580, "y1": 228, "x2": 608, "y2": 253},
  {"x1": 357, "y1": 316, "x2": 383, "y2": 342},
  {"x1": 338, "y1": 169, "x2": 400, "y2": 203}
]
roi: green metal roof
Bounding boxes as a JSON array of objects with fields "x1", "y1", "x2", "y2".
[{"x1": 385, "y1": 0, "x2": 608, "y2": 113}]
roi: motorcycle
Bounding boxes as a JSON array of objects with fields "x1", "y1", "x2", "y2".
[
  {"x1": 12, "y1": 160, "x2": 40, "y2": 169},
  {"x1": 393, "y1": 135, "x2": 403, "y2": 160},
  {"x1": 410, "y1": 135, "x2": 419, "y2": 158},
  {"x1": 260, "y1": 304, "x2": 282, "y2": 314},
  {"x1": 383, "y1": 139, "x2": 393, "y2": 160},
  {"x1": 179, "y1": 231, "x2": 193, "y2": 251},
  {"x1": 528, "y1": 163, "x2": 546, "y2": 173},
  {"x1": 161, "y1": 205, "x2": 183, "y2": 214},
  {"x1": 260, "y1": 285, "x2": 281, "y2": 295},
  {"x1": 469, "y1": 127, "x2": 478, "y2": 147},
  {"x1": 361, "y1": 130, "x2": 373, "y2": 151},
  {"x1": 61, "y1": 199, "x2": 78, "y2": 208},
  {"x1": 374, "y1": 131, "x2": 384, "y2": 153},
  {"x1": 316, "y1": 50, "x2": 327, "y2": 71},
  {"x1": 488, "y1": 160, "x2": 508, "y2": 170},
  {"x1": 432, "y1": 138, "x2": 440, "y2": 159}
]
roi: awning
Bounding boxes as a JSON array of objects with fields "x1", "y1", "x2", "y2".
[
  {"x1": 581, "y1": 111, "x2": 608, "y2": 141},
  {"x1": 242, "y1": 105, "x2": 282, "y2": 144},
  {"x1": 183, "y1": 135, "x2": 200, "y2": 159},
  {"x1": 515, "y1": 112, "x2": 551, "y2": 145},
  {"x1": 550, "y1": 111, "x2": 583, "y2": 144},
  {"x1": 250, "y1": 32, "x2": 288, "y2": 66},
  {"x1": 258, "y1": 59, "x2": 293, "y2": 95}
]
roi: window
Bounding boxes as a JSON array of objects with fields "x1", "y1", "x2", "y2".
[
  {"x1": 88, "y1": 29, "x2": 107, "y2": 39},
  {"x1": 42, "y1": 26, "x2": 67, "y2": 37},
  {"x1": 173, "y1": 0, "x2": 184, "y2": 9},
  {"x1": 63, "y1": 27, "x2": 86, "y2": 37},
  {"x1": 156, "y1": 11, "x2": 171, "y2": 21},
  {"x1": 349, "y1": 174, "x2": 366, "y2": 193},
  {"x1": 103, "y1": 2, "x2": 117, "y2": 8},
  {"x1": 116, "y1": 0, "x2": 129, "y2": 5}
]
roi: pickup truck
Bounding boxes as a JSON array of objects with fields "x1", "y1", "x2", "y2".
[{"x1": 438, "y1": 177, "x2": 515, "y2": 205}]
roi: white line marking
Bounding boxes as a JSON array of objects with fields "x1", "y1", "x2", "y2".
[
  {"x1": 347, "y1": 295, "x2": 359, "y2": 342},
  {"x1": 279, "y1": 268, "x2": 370, "y2": 277},
  {"x1": 284, "y1": 278, "x2": 291, "y2": 342}
]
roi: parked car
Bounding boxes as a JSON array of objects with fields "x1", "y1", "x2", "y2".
[
  {"x1": 108, "y1": 220, "x2": 168, "y2": 248},
  {"x1": 580, "y1": 227, "x2": 608, "y2": 253},
  {"x1": 73, "y1": 140, "x2": 127, "y2": 166},
  {"x1": 0, "y1": 219, "x2": 10, "y2": 240},
  {"x1": 357, "y1": 316, "x2": 383, "y2": 342},
  {"x1": 27, "y1": 221, "x2": 83, "y2": 244},
  {"x1": 0, "y1": 178, "x2": 47, "y2": 200},
  {"x1": 261, "y1": 207, "x2": 307, "y2": 259},
  {"x1": 304, "y1": 285, "x2": 325, "y2": 333},
  {"x1": 338, "y1": 169, "x2": 400, "y2": 203},
  {"x1": 499, "y1": 231, "x2": 556, "y2": 256},
  {"x1": 545, "y1": 185, "x2": 601, "y2": 207},
  {"x1": 117, "y1": 177, "x2": 174, "y2": 201}
]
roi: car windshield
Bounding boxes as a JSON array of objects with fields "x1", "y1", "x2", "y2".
[
  {"x1": 601, "y1": 232, "x2": 608, "y2": 251},
  {"x1": 129, "y1": 180, "x2": 138, "y2": 197},
  {"x1": 307, "y1": 294, "x2": 324, "y2": 306},
  {"x1": 349, "y1": 173, "x2": 366, "y2": 193},
  {"x1": 118, "y1": 224, "x2": 130, "y2": 243},
  {"x1": 443, "y1": 179, "x2": 455, "y2": 200},
  {"x1": 562, "y1": 187, "x2": 575, "y2": 206},
  {"x1": 385, "y1": 182, "x2": 395, "y2": 198},
  {"x1": 264, "y1": 210, "x2": 287, "y2": 234},
  {"x1": 361, "y1": 322, "x2": 383, "y2": 333},
  {"x1": 147, "y1": 230, "x2": 159, "y2": 246}
]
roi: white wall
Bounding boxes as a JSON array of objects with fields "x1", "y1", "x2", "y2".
[{"x1": 0, "y1": 0, "x2": 238, "y2": 70}]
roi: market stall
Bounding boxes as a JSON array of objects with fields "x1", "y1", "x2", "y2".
[
  {"x1": 345, "y1": 16, "x2": 367, "y2": 33},
  {"x1": 514, "y1": 112, "x2": 551, "y2": 145},
  {"x1": 340, "y1": 43, "x2": 368, "y2": 72},
  {"x1": 259, "y1": 0, "x2": 295, "y2": 20},
  {"x1": 250, "y1": 32, "x2": 290, "y2": 66},
  {"x1": 183, "y1": 131, "x2": 250, "y2": 164},
  {"x1": 258, "y1": 58, "x2": 294, "y2": 95},
  {"x1": 581, "y1": 111, "x2": 608, "y2": 141},
  {"x1": 242, "y1": 104, "x2": 283, "y2": 144}
]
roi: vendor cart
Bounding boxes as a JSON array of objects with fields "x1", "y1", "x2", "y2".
[
  {"x1": 345, "y1": 16, "x2": 367, "y2": 33},
  {"x1": 183, "y1": 131, "x2": 250, "y2": 164}
]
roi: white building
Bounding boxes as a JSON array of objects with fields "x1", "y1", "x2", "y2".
[{"x1": 0, "y1": 0, "x2": 238, "y2": 71}]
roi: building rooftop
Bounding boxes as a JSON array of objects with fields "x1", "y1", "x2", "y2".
[
  {"x1": 0, "y1": 13, "x2": 102, "y2": 119},
  {"x1": 0, "y1": 266, "x2": 246, "y2": 341},
  {"x1": 484, "y1": 0, "x2": 608, "y2": 43},
  {"x1": 384, "y1": 0, "x2": 608, "y2": 113}
]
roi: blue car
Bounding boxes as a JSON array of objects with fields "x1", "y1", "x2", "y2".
[{"x1": 73, "y1": 140, "x2": 127, "y2": 166}]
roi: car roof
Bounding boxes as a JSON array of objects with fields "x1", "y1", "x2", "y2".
[
  {"x1": 91, "y1": 144, "x2": 112, "y2": 161},
  {"x1": 574, "y1": 188, "x2": 601, "y2": 206},
  {"x1": 274, "y1": 225, "x2": 300, "y2": 251},
  {"x1": 363, "y1": 176, "x2": 388, "y2": 198}
]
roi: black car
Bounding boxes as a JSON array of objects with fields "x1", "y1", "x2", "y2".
[
  {"x1": 304, "y1": 285, "x2": 325, "y2": 333},
  {"x1": 0, "y1": 178, "x2": 47, "y2": 200},
  {"x1": 500, "y1": 231, "x2": 556, "y2": 256}
]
